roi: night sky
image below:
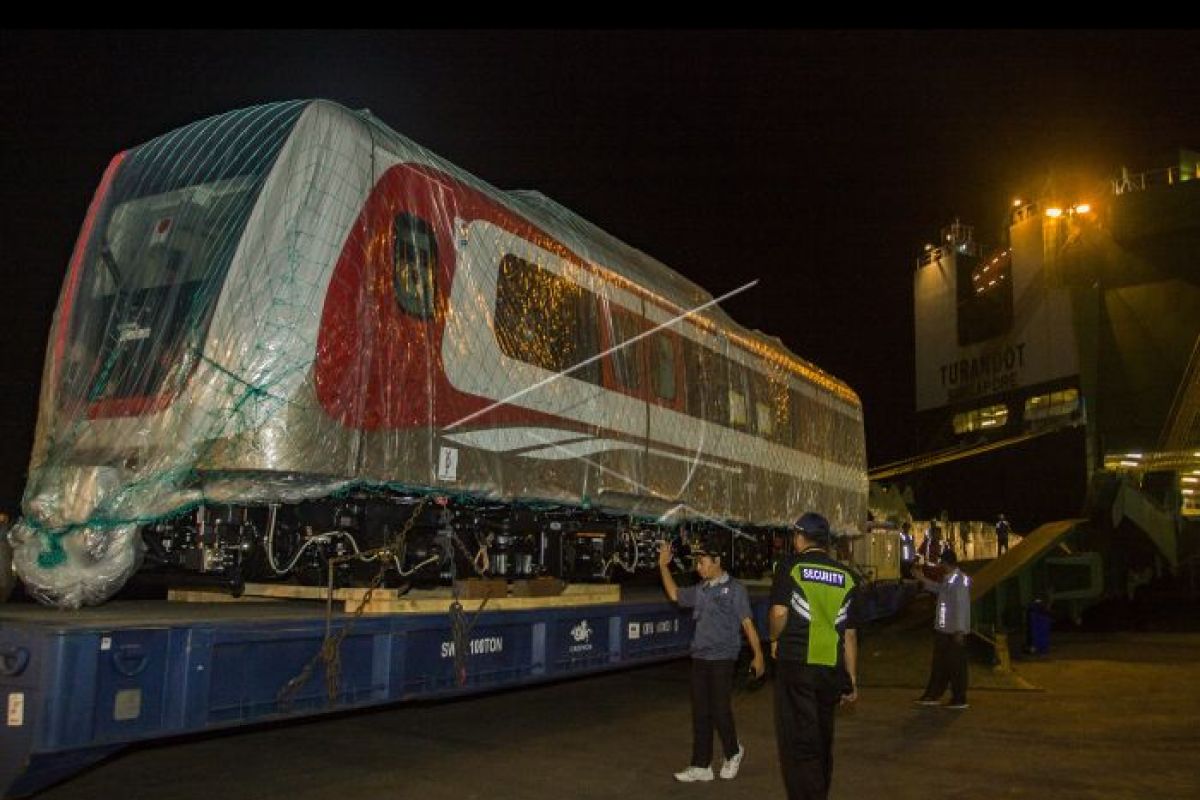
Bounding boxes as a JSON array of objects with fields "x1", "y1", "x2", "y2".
[{"x1": 1, "y1": 30, "x2": 1197, "y2": 512}]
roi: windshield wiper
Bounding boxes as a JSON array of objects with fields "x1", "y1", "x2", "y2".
[{"x1": 100, "y1": 242, "x2": 123, "y2": 287}]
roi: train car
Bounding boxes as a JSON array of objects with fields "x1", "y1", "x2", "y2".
[{"x1": 10, "y1": 100, "x2": 867, "y2": 607}]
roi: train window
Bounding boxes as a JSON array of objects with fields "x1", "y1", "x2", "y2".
[
  {"x1": 683, "y1": 339, "x2": 705, "y2": 418},
  {"x1": 702, "y1": 346, "x2": 728, "y2": 424},
  {"x1": 494, "y1": 255, "x2": 601, "y2": 382},
  {"x1": 683, "y1": 338, "x2": 728, "y2": 422},
  {"x1": 393, "y1": 213, "x2": 438, "y2": 318},
  {"x1": 791, "y1": 388, "x2": 821, "y2": 452},
  {"x1": 729, "y1": 389, "x2": 748, "y2": 428},
  {"x1": 748, "y1": 368, "x2": 789, "y2": 442},
  {"x1": 728, "y1": 366, "x2": 749, "y2": 430},
  {"x1": 651, "y1": 333, "x2": 677, "y2": 401},
  {"x1": 789, "y1": 388, "x2": 804, "y2": 448},
  {"x1": 608, "y1": 309, "x2": 645, "y2": 391},
  {"x1": 747, "y1": 369, "x2": 767, "y2": 437},
  {"x1": 768, "y1": 374, "x2": 791, "y2": 444},
  {"x1": 756, "y1": 401, "x2": 774, "y2": 438}
]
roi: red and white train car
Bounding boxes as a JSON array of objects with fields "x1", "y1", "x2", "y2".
[{"x1": 12, "y1": 100, "x2": 867, "y2": 607}]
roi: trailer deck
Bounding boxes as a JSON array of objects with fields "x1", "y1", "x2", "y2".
[{"x1": 0, "y1": 587, "x2": 768, "y2": 798}]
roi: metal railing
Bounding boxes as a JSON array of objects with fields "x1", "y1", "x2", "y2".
[
  {"x1": 910, "y1": 520, "x2": 1022, "y2": 561},
  {"x1": 1112, "y1": 164, "x2": 1200, "y2": 196}
]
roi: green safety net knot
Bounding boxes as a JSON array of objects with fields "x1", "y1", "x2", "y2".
[{"x1": 36, "y1": 531, "x2": 68, "y2": 569}]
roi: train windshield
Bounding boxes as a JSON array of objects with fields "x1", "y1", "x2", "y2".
[{"x1": 60, "y1": 102, "x2": 306, "y2": 412}]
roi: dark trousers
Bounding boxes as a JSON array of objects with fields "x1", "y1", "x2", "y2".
[
  {"x1": 997, "y1": 537, "x2": 1009, "y2": 555},
  {"x1": 689, "y1": 658, "x2": 738, "y2": 767},
  {"x1": 774, "y1": 660, "x2": 840, "y2": 800},
  {"x1": 924, "y1": 631, "x2": 968, "y2": 703}
]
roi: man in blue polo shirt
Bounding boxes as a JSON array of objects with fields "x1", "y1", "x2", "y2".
[{"x1": 658, "y1": 539, "x2": 766, "y2": 783}]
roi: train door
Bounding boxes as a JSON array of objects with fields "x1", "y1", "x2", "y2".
[
  {"x1": 643, "y1": 316, "x2": 688, "y2": 505},
  {"x1": 726, "y1": 354, "x2": 753, "y2": 522},
  {"x1": 596, "y1": 295, "x2": 650, "y2": 512},
  {"x1": 321, "y1": 160, "x2": 456, "y2": 486}
]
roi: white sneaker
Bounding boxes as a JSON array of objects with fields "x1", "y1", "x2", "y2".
[
  {"x1": 674, "y1": 766, "x2": 714, "y2": 783},
  {"x1": 719, "y1": 743, "x2": 745, "y2": 779}
]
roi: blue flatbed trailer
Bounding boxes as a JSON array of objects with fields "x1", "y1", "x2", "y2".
[{"x1": 0, "y1": 588, "x2": 772, "y2": 798}]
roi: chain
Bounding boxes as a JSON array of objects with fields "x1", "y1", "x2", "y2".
[
  {"x1": 444, "y1": 512, "x2": 492, "y2": 686},
  {"x1": 278, "y1": 495, "x2": 431, "y2": 709}
]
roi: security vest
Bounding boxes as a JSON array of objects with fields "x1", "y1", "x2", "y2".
[{"x1": 772, "y1": 549, "x2": 859, "y2": 667}]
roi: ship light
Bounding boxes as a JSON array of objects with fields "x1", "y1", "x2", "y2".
[
  {"x1": 1119, "y1": 460, "x2": 1139, "y2": 468},
  {"x1": 1182, "y1": 477, "x2": 1199, "y2": 484},
  {"x1": 1012, "y1": 198, "x2": 1023, "y2": 207},
  {"x1": 1073, "y1": 203, "x2": 1091, "y2": 214},
  {"x1": 1045, "y1": 207, "x2": 1064, "y2": 218}
]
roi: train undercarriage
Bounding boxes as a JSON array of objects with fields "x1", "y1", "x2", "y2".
[{"x1": 138, "y1": 491, "x2": 779, "y2": 595}]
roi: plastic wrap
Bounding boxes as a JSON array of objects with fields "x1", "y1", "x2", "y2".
[
  {"x1": 9, "y1": 519, "x2": 143, "y2": 608},
  {"x1": 16, "y1": 100, "x2": 868, "y2": 606}
]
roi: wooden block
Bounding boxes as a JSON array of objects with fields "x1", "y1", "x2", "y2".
[
  {"x1": 172, "y1": 578, "x2": 618, "y2": 613},
  {"x1": 454, "y1": 578, "x2": 508, "y2": 599},
  {"x1": 168, "y1": 588, "x2": 241, "y2": 604},
  {"x1": 510, "y1": 577, "x2": 565, "y2": 597},
  {"x1": 167, "y1": 587, "x2": 284, "y2": 604},
  {"x1": 352, "y1": 582, "x2": 621, "y2": 614},
  {"x1": 561, "y1": 582, "x2": 620, "y2": 600},
  {"x1": 241, "y1": 583, "x2": 328, "y2": 600}
]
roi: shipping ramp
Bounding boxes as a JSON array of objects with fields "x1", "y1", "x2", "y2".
[{"x1": 970, "y1": 519, "x2": 1085, "y2": 602}]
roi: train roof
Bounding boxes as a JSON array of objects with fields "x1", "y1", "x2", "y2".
[
  {"x1": 121, "y1": 99, "x2": 859, "y2": 406},
  {"x1": 349, "y1": 102, "x2": 860, "y2": 407}
]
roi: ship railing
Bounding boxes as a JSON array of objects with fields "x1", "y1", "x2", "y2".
[
  {"x1": 1011, "y1": 201, "x2": 1040, "y2": 224},
  {"x1": 916, "y1": 245, "x2": 945, "y2": 268},
  {"x1": 1111, "y1": 164, "x2": 1200, "y2": 196}
]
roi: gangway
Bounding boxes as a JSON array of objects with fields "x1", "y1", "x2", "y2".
[
  {"x1": 970, "y1": 519, "x2": 1102, "y2": 631},
  {"x1": 868, "y1": 425, "x2": 1073, "y2": 481}
]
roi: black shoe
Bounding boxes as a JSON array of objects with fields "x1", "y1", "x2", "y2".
[
  {"x1": 913, "y1": 696, "x2": 940, "y2": 706},
  {"x1": 942, "y1": 700, "x2": 969, "y2": 709}
]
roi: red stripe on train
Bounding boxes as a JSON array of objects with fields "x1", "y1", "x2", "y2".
[{"x1": 315, "y1": 163, "x2": 590, "y2": 431}]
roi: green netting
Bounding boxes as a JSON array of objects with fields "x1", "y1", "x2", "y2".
[{"x1": 12, "y1": 99, "x2": 867, "y2": 608}]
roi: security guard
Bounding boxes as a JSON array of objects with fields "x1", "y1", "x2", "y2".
[{"x1": 769, "y1": 512, "x2": 860, "y2": 800}]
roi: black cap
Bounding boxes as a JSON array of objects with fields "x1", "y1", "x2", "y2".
[{"x1": 793, "y1": 512, "x2": 832, "y2": 543}]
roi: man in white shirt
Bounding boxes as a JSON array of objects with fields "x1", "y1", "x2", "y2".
[{"x1": 912, "y1": 548, "x2": 971, "y2": 709}]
